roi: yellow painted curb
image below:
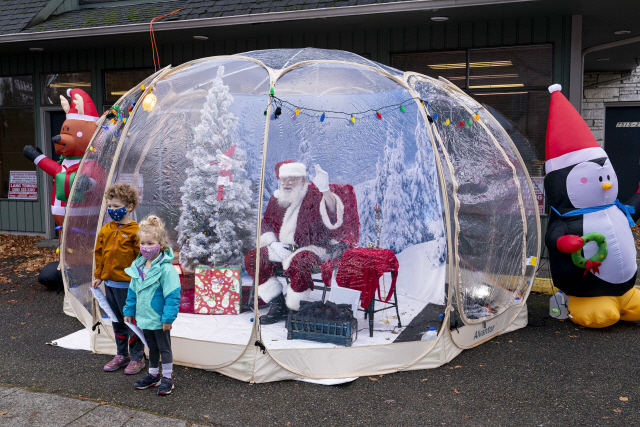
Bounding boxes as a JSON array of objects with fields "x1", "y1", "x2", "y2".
[{"x1": 531, "y1": 277, "x2": 559, "y2": 295}]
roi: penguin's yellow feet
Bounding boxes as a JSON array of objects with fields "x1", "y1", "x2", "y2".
[
  {"x1": 567, "y1": 288, "x2": 640, "y2": 327},
  {"x1": 618, "y1": 287, "x2": 640, "y2": 321},
  {"x1": 567, "y1": 295, "x2": 620, "y2": 328}
]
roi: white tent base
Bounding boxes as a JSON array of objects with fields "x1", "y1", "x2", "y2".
[
  {"x1": 63, "y1": 295, "x2": 76, "y2": 318},
  {"x1": 64, "y1": 303, "x2": 528, "y2": 383}
]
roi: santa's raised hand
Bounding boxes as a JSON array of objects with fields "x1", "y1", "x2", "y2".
[
  {"x1": 311, "y1": 164, "x2": 336, "y2": 212},
  {"x1": 311, "y1": 164, "x2": 329, "y2": 192}
]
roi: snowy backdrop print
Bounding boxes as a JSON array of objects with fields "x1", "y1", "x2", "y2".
[{"x1": 266, "y1": 62, "x2": 448, "y2": 306}]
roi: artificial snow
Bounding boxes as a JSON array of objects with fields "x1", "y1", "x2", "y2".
[
  {"x1": 49, "y1": 329, "x2": 91, "y2": 351},
  {"x1": 170, "y1": 268, "x2": 445, "y2": 349}
]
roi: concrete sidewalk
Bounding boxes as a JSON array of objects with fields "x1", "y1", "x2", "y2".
[{"x1": 0, "y1": 386, "x2": 207, "y2": 427}]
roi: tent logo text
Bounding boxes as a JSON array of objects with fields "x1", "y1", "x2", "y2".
[
  {"x1": 473, "y1": 323, "x2": 495, "y2": 340},
  {"x1": 616, "y1": 122, "x2": 640, "y2": 127}
]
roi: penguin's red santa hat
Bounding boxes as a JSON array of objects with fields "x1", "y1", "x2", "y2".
[
  {"x1": 60, "y1": 88, "x2": 99, "y2": 122},
  {"x1": 545, "y1": 84, "x2": 606, "y2": 173}
]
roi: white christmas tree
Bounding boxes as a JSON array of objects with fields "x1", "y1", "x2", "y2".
[
  {"x1": 358, "y1": 126, "x2": 394, "y2": 249},
  {"x1": 407, "y1": 118, "x2": 443, "y2": 245},
  {"x1": 357, "y1": 181, "x2": 378, "y2": 247},
  {"x1": 374, "y1": 127, "x2": 393, "y2": 208},
  {"x1": 380, "y1": 130, "x2": 413, "y2": 253},
  {"x1": 176, "y1": 67, "x2": 254, "y2": 271}
]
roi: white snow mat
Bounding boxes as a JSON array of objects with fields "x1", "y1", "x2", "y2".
[{"x1": 49, "y1": 329, "x2": 91, "y2": 351}]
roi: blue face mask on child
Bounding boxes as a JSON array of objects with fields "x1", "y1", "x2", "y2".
[{"x1": 107, "y1": 207, "x2": 127, "y2": 221}]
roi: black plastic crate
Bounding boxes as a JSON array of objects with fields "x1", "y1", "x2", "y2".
[{"x1": 286, "y1": 301, "x2": 358, "y2": 347}]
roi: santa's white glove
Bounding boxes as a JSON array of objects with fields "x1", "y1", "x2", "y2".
[
  {"x1": 268, "y1": 241, "x2": 292, "y2": 262},
  {"x1": 311, "y1": 164, "x2": 330, "y2": 192}
]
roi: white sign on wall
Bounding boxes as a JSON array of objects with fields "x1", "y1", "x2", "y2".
[{"x1": 8, "y1": 171, "x2": 37, "y2": 200}]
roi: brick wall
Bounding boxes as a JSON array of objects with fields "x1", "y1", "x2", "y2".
[{"x1": 581, "y1": 66, "x2": 640, "y2": 146}]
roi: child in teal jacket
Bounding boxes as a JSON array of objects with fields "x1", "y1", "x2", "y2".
[{"x1": 123, "y1": 215, "x2": 180, "y2": 396}]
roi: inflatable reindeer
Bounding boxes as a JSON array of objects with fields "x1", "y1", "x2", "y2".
[{"x1": 23, "y1": 89, "x2": 99, "y2": 226}]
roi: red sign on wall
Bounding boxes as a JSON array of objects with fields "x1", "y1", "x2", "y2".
[
  {"x1": 531, "y1": 177, "x2": 545, "y2": 215},
  {"x1": 8, "y1": 171, "x2": 37, "y2": 200}
]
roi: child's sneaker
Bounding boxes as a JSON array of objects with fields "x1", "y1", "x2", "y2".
[
  {"x1": 157, "y1": 376, "x2": 174, "y2": 395},
  {"x1": 134, "y1": 374, "x2": 162, "y2": 389},
  {"x1": 104, "y1": 355, "x2": 130, "y2": 372},
  {"x1": 124, "y1": 359, "x2": 145, "y2": 375}
]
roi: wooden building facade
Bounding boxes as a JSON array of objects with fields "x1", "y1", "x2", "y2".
[{"x1": 0, "y1": 15, "x2": 573, "y2": 236}]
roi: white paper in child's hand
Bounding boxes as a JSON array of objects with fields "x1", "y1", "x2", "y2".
[
  {"x1": 90, "y1": 288, "x2": 117, "y2": 322},
  {"x1": 125, "y1": 321, "x2": 148, "y2": 348}
]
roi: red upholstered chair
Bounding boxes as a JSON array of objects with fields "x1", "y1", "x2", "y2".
[{"x1": 316, "y1": 183, "x2": 360, "y2": 291}]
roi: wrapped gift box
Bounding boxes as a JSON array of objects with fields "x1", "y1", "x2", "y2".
[{"x1": 194, "y1": 266, "x2": 241, "y2": 315}]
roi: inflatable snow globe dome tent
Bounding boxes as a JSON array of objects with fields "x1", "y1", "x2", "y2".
[{"x1": 61, "y1": 48, "x2": 540, "y2": 382}]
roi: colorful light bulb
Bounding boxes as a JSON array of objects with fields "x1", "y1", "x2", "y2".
[
  {"x1": 320, "y1": 113, "x2": 325, "y2": 122},
  {"x1": 295, "y1": 108, "x2": 300, "y2": 115},
  {"x1": 433, "y1": 113, "x2": 438, "y2": 119},
  {"x1": 351, "y1": 115, "x2": 356, "y2": 124},
  {"x1": 376, "y1": 112, "x2": 382, "y2": 119},
  {"x1": 400, "y1": 105, "x2": 406, "y2": 113},
  {"x1": 445, "y1": 119, "x2": 450, "y2": 125}
]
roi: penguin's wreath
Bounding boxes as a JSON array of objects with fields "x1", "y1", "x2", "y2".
[{"x1": 571, "y1": 232, "x2": 608, "y2": 276}]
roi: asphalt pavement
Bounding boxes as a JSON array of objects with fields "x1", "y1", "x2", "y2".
[{"x1": 1, "y1": 263, "x2": 639, "y2": 426}]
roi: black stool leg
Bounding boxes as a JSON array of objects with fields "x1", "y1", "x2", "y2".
[
  {"x1": 393, "y1": 288, "x2": 402, "y2": 328},
  {"x1": 368, "y1": 298, "x2": 374, "y2": 337}
]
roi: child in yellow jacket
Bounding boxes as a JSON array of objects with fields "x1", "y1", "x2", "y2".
[{"x1": 92, "y1": 183, "x2": 143, "y2": 374}]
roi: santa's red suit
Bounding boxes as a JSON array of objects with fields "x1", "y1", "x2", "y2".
[{"x1": 245, "y1": 161, "x2": 357, "y2": 310}]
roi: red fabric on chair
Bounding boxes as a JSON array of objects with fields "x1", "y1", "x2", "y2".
[{"x1": 335, "y1": 248, "x2": 399, "y2": 309}]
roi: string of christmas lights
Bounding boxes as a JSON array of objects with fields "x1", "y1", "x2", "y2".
[{"x1": 264, "y1": 88, "x2": 485, "y2": 128}]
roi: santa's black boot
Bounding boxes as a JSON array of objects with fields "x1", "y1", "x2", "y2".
[{"x1": 260, "y1": 293, "x2": 288, "y2": 325}]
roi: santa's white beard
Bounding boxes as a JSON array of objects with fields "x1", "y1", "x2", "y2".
[{"x1": 275, "y1": 182, "x2": 308, "y2": 207}]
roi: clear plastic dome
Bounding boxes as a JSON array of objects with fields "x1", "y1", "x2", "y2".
[{"x1": 61, "y1": 48, "x2": 540, "y2": 381}]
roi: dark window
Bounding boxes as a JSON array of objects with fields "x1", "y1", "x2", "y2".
[
  {"x1": 0, "y1": 76, "x2": 36, "y2": 199},
  {"x1": 468, "y1": 45, "x2": 552, "y2": 90},
  {"x1": 392, "y1": 51, "x2": 467, "y2": 88},
  {"x1": 391, "y1": 45, "x2": 552, "y2": 176},
  {"x1": 41, "y1": 72, "x2": 91, "y2": 105},
  {"x1": 104, "y1": 69, "x2": 154, "y2": 104}
]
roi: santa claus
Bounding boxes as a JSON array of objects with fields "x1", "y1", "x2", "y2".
[{"x1": 245, "y1": 160, "x2": 348, "y2": 324}]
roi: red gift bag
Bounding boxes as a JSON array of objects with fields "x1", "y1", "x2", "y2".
[{"x1": 194, "y1": 266, "x2": 241, "y2": 315}]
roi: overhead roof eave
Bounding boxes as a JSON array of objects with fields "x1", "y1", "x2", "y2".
[{"x1": 0, "y1": 0, "x2": 536, "y2": 44}]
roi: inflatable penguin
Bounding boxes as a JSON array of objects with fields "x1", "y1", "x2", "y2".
[{"x1": 544, "y1": 84, "x2": 640, "y2": 328}]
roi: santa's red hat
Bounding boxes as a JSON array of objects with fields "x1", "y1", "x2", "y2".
[
  {"x1": 545, "y1": 84, "x2": 606, "y2": 173},
  {"x1": 62, "y1": 89, "x2": 99, "y2": 122},
  {"x1": 220, "y1": 145, "x2": 236, "y2": 162},
  {"x1": 277, "y1": 161, "x2": 306, "y2": 179}
]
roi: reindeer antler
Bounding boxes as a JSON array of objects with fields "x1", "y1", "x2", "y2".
[
  {"x1": 60, "y1": 95, "x2": 70, "y2": 114},
  {"x1": 73, "y1": 93, "x2": 84, "y2": 116}
]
